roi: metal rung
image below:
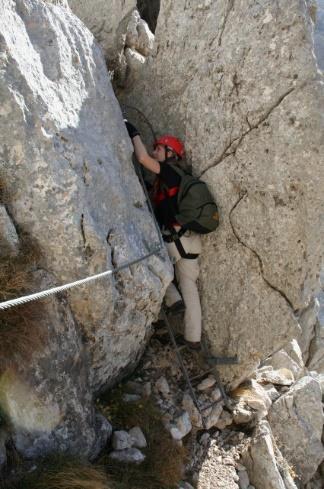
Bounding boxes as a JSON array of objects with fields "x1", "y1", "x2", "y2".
[{"x1": 205, "y1": 355, "x2": 238, "y2": 366}]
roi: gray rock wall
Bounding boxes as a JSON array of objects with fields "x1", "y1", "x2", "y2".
[
  {"x1": 0, "y1": 0, "x2": 171, "y2": 459},
  {"x1": 118, "y1": 0, "x2": 324, "y2": 388}
]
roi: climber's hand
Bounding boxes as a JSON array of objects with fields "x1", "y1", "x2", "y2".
[{"x1": 124, "y1": 119, "x2": 140, "y2": 139}]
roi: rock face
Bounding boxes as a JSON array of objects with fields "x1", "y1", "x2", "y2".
[
  {"x1": 68, "y1": 0, "x2": 136, "y2": 61},
  {"x1": 242, "y1": 421, "x2": 298, "y2": 489},
  {"x1": 0, "y1": 0, "x2": 170, "y2": 459},
  {"x1": 119, "y1": 0, "x2": 324, "y2": 388},
  {"x1": 268, "y1": 376, "x2": 324, "y2": 484},
  {"x1": 68, "y1": 1, "x2": 155, "y2": 88},
  {"x1": 314, "y1": 0, "x2": 324, "y2": 70}
]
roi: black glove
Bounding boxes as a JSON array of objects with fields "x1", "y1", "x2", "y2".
[{"x1": 124, "y1": 120, "x2": 140, "y2": 139}]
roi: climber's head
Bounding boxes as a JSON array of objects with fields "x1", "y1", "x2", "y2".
[{"x1": 152, "y1": 135, "x2": 185, "y2": 163}]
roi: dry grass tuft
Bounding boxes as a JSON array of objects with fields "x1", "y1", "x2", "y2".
[
  {"x1": 0, "y1": 236, "x2": 46, "y2": 374},
  {"x1": 38, "y1": 461, "x2": 112, "y2": 489},
  {"x1": 2, "y1": 458, "x2": 112, "y2": 489},
  {"x1": 98, "y1": 386, "x2": 188, "y2": 489},
  {"x1": 0, "y1": 302, "x2": 46, "y2": 373}
]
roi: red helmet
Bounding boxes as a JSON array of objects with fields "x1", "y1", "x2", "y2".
[{"x1": 154, "y1": 135, "x2": 185, "y2": 159}]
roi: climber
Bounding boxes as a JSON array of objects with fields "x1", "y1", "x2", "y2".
[{"x1": 125, "y1": 120, "x2": 202, "y2": 350}]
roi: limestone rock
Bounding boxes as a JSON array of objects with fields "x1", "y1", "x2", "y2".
[
  {"x1": 197, "y1": 376, "x2": 216, "y2": 391},
  {"x1": 129, "y1": 426, "x2": 147, "y2": 448},
  {"x1": 238, "y1": 469, "x2": 250, "y2": 489},
  {"x1": 156, "y1": 376, "x2": 170, "y2": 396},
  {"x1": 215, "y1": 409, "x2": 233, "y2": 430},
  {"x1": 256, "y1": 367, "x2": 295, "y2": 386},
  {"x1": 262, "y1": 384, "x2": 280, "y2": 402},
  {"x1": 0, "y1": 205, "x2": 19, "y2": 257},
  {"x1": 205, "y1": 403, "x2": 223, "y2": 430},
  {"x1": 0, "y1": 0, "x2": 170, "y2": 459},
  {"x1": 182, "y1": 392, "x2": 203, "y2": 428},
  {"x1": 314, "y1": 0, "x2": 324, "y2": 70},
  {"x1": 68, "y1": 0, "x2": 136, "y2": 61},
  {"x1": 242, "y1": 420, "x2": 298, "y2": 489},
  {"x1": 119, "y1": 0, "x2": 324, "y2": 388},
  {"x1": 232, "y1": 404, "x2": 253, "y2": 425},
  {"x1": 232, "y1": 380, "x2": 272, "y2": 419},
  {"x1": 268, "y1": 376, "x2": 324, "y2": 484},
  {"x1": 263, "y1": 347, "x2": 304, "y2": 381},
  {"x1": 298, "y1": 299, "x2": 320, "y2": 363},
  {"x1": 112, "y1": 430, "x2": 133, "y2": 450},
  {"x1": 306, "y1": 293, "x2": 324, "y2": 372},
  {"x1": 109, "y1": 447, "x2": 145, "y2": 464},
  {"x1": 170, "y1": 411, "x2": 192, "y2": 440}
]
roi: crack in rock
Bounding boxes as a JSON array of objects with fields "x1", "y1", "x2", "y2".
[
  {"x1": 199, "y1": 87, "x2": 295, "y2": 177},
  {"x1": 209, "y1": 0, "x2": 235, "y2": 48},
  {"x1": 229, "y1": 191, "x2": 297, "y2": 314}
]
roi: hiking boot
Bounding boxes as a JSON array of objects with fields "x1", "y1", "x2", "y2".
[
  {"x1": 166, "y1": 300, "x2": 186, "y2": 316},
  {"x1": 185, "y1": 340, "x2": 201, "y2": 351},
  {"x1": 175, "y1": 335, "x2": 201, "y2": 351}
]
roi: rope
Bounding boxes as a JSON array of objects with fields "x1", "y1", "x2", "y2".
[
  {"x1": 121, "y1": 104, "x2": 157, "y2": 141},
  {"x1": 0, "y1": 247, "x2": 161, "y2": 311}
]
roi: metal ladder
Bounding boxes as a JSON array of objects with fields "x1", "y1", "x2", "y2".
[{"x1": 160, "y1": 308, "x2": 238, "y2": 429}]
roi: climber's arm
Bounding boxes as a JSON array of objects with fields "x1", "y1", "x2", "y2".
[
  {"x1": 132, "y1": 135, "x2": 160, "y2": 174},
  {"x1": 124, "y1": 120, "x2": 160, "y2": 174}
]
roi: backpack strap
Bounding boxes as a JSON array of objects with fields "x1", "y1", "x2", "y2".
[{"x1": 166, "y1": 227, "x2": 199, "y2": 260}]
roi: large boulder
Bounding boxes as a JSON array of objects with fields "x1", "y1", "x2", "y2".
[
  {"x1": 118, "y1": 0, "x2": 324, "y2": 388},
  {"x1": 68, "y1": 0, "x2": 136, "y2": 61},
  {"x1": 0, "y1": 0, "x2": 170, "y2": 459},
  {"x1": 68, "y1": 1, "x2": 155, "y2": 87},
  {"x1": 268, "y1": 376, "x2": 324, "y2": 484},
  {"x1": 242, "y1": 420, "x2": 298, "y2": 489}
]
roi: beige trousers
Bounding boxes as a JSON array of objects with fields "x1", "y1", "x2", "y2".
[{"x1": 164, "y1": 232, "x2": 202, "y2": 343}]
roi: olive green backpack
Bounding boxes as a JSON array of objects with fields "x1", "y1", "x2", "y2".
[{"x1": 169, "y1": 164, "x2": 219, "y2": 234}]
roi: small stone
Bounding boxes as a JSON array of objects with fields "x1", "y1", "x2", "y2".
[
  {"x1": 171, "y1": 411, "x2": 192, "y2": 440},
  {"x1": 143, "y1": 382, "x2": 152, "y2": 397},
  {"x1": 257, "y1": 368, "x2": 295, "y2": 386},
  {"x1": 182, "y1": 393, "x2": 203, "y2": 428},
  {"x1": 170, "y1": 427, "x2": 183, "y2": 441},
  {"x1": 262, "y1": 383, "x2": 280, "y2": 401},
  {"x1": 112, "y1": 430, "x2": 133, "y2": 450},
  {"x1": 129, "y1": 426, "x2": 147, "y2": 448},
  {"x1": 197, "y1": 376, "x2": 216, "y2": 391},
  {"x1": 109, "y1": 448, "x2": 145, "y2": 464},
  {"x1": 215, "y1": 410, "x2": 233, "y2": 430},
  {"x1": 199, "y1": 432, "x2": 210, "y2": 446},
  {"x1": 211, "y1": 387, "x2": 222, "y2": 402},
  {"x1": 205, "y1": 403, "x2": 223, "y2": 429},
  {"x1": 233, "y1": 403, "x2": 253, "y2": 424},
  {"x1": 122, "y1": 393, "x2": 141, "y2": 403},
  {"x1": 238, "y1": 469, "x2": 250, "y2": 489},
  {"x1": 223, "y1": 456, "x2": 235, "y2": 465},
  {"x1": 156, "y1": 376, "x2": 170, "y2": 396}
]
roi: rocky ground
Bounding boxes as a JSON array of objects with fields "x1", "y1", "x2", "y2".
[{"x1": 96, "y1": 312, "x2": 324, "y2": 489}]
